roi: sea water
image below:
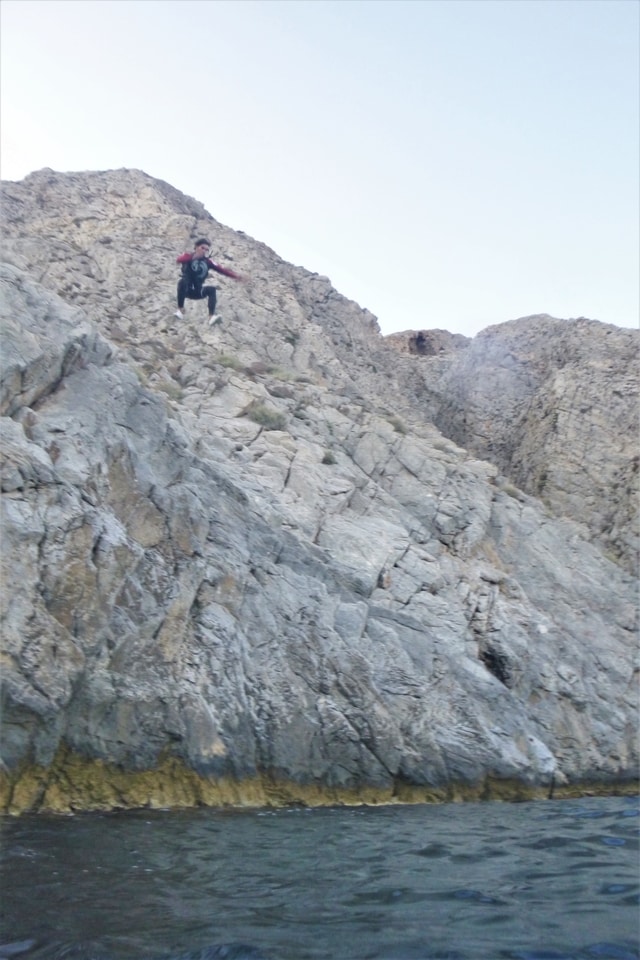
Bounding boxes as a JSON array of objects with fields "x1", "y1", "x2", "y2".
[{"x1": 0, "y1": 795, "x2": 638, "y2": 960}]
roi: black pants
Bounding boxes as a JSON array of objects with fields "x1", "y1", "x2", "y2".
[{"x1": 177, "y1": 280, "x2": 217, "y2": 314}]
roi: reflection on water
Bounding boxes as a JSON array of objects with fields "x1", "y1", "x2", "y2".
[{"x1": 1, "y1": 796, "x2": 638, "y2": 960}]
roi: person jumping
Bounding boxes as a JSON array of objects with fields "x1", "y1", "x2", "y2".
[{"x1": 175, "y1": 238, "x2": 245, "y2": 325}]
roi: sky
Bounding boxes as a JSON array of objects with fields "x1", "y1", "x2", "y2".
[{"x1": 1, "y1": 0, "x2": 638, "y2": 338}]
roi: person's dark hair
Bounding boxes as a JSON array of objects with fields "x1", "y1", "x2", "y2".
[{"x1": 194, "y1": 238, "x2": 210, "y2": 248}]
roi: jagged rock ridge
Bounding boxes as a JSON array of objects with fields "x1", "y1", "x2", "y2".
[{"x1": 0, "y1": 168, "x2": 637, "y2": 813}]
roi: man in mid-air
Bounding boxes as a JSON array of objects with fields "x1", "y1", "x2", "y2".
[{"x1": 175, "y1": 238, "x2": 245, "y2": 325}]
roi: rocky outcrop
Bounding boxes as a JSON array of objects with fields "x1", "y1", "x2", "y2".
[
  {"x1": 385, "y1": 328, "x2": 470, "y2": 356},
  {"x1": 387, "y1": 316, "x2": 639, "y2": 572},
  {"x1": 0, "y1": 169, "x2": 637, "y2": 813}
]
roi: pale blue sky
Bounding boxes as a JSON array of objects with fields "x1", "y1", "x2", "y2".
[{"x1": 1, "y1": 0, "x2": 638, "y2": 337}]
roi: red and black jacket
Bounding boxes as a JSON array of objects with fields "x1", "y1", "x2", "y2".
[{"x1": 176, "y1": 253, "x2": 241, "y2": 293}]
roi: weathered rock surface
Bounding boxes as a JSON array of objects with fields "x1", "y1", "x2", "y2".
[
  {"x1": 387, "y1": 317, "x2": 639, "y2": 571},
  {"x1": 385, "y1": 328, "x2": 470, "y2": 356},
  {"x1": 0, "y1": 168, "x2": 637, "y2": 813}
]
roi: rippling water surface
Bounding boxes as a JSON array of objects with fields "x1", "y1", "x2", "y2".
[{"x1": 1, "y1": 795, "x2": 638, "y2": 960}]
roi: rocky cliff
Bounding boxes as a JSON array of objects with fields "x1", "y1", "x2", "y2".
[
  {"x1": 387, "y1": 317, "x2": 638, "y2": 572},
  {"x1": 0, "y1": 168, "x2": 637, "y2": 814}
]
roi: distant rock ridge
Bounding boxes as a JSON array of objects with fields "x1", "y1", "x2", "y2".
[
  {"x1": 0, "y1": 167, "x2": 637, "y2": 814},
  {"x1": 386, "y1": 316, "x2": 639, "y2": 572},
  {"x1": 385, "y1": 328, "x2": 470, "y2": 356}
]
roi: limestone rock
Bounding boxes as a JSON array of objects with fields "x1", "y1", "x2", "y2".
[
  {"x1": 385, "y1": 328, "x2": 470, "y2": 356},
  {"x1": 0, "y1": 169, "x2": 637, "y2": 813},
  {"x1": 388, "y1": 315, "x2": 639, "y2": 571}
]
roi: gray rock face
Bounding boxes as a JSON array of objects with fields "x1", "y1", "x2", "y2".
[
  {"x1": 388, "y1": 317, "x2": 639, "y2": 571},
  {"x1": 0, "y1": 169, "x2": 637, "y2": 812},
  {"x1": 385, "y1": 328, "x2": 470, "y2": 356}
]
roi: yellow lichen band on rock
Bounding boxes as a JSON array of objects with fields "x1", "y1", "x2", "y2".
[{"x1": 1, "y1": 749, "x2": 637, "y2": 815}]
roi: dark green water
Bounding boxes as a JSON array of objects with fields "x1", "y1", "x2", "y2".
[{"x1": 1, "y1": 796, "x2": 638, "y2": 960}]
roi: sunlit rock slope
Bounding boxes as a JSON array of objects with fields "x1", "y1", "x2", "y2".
[{"x1": 0, "y1": 168, "x2": 637, "y2": 813}]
